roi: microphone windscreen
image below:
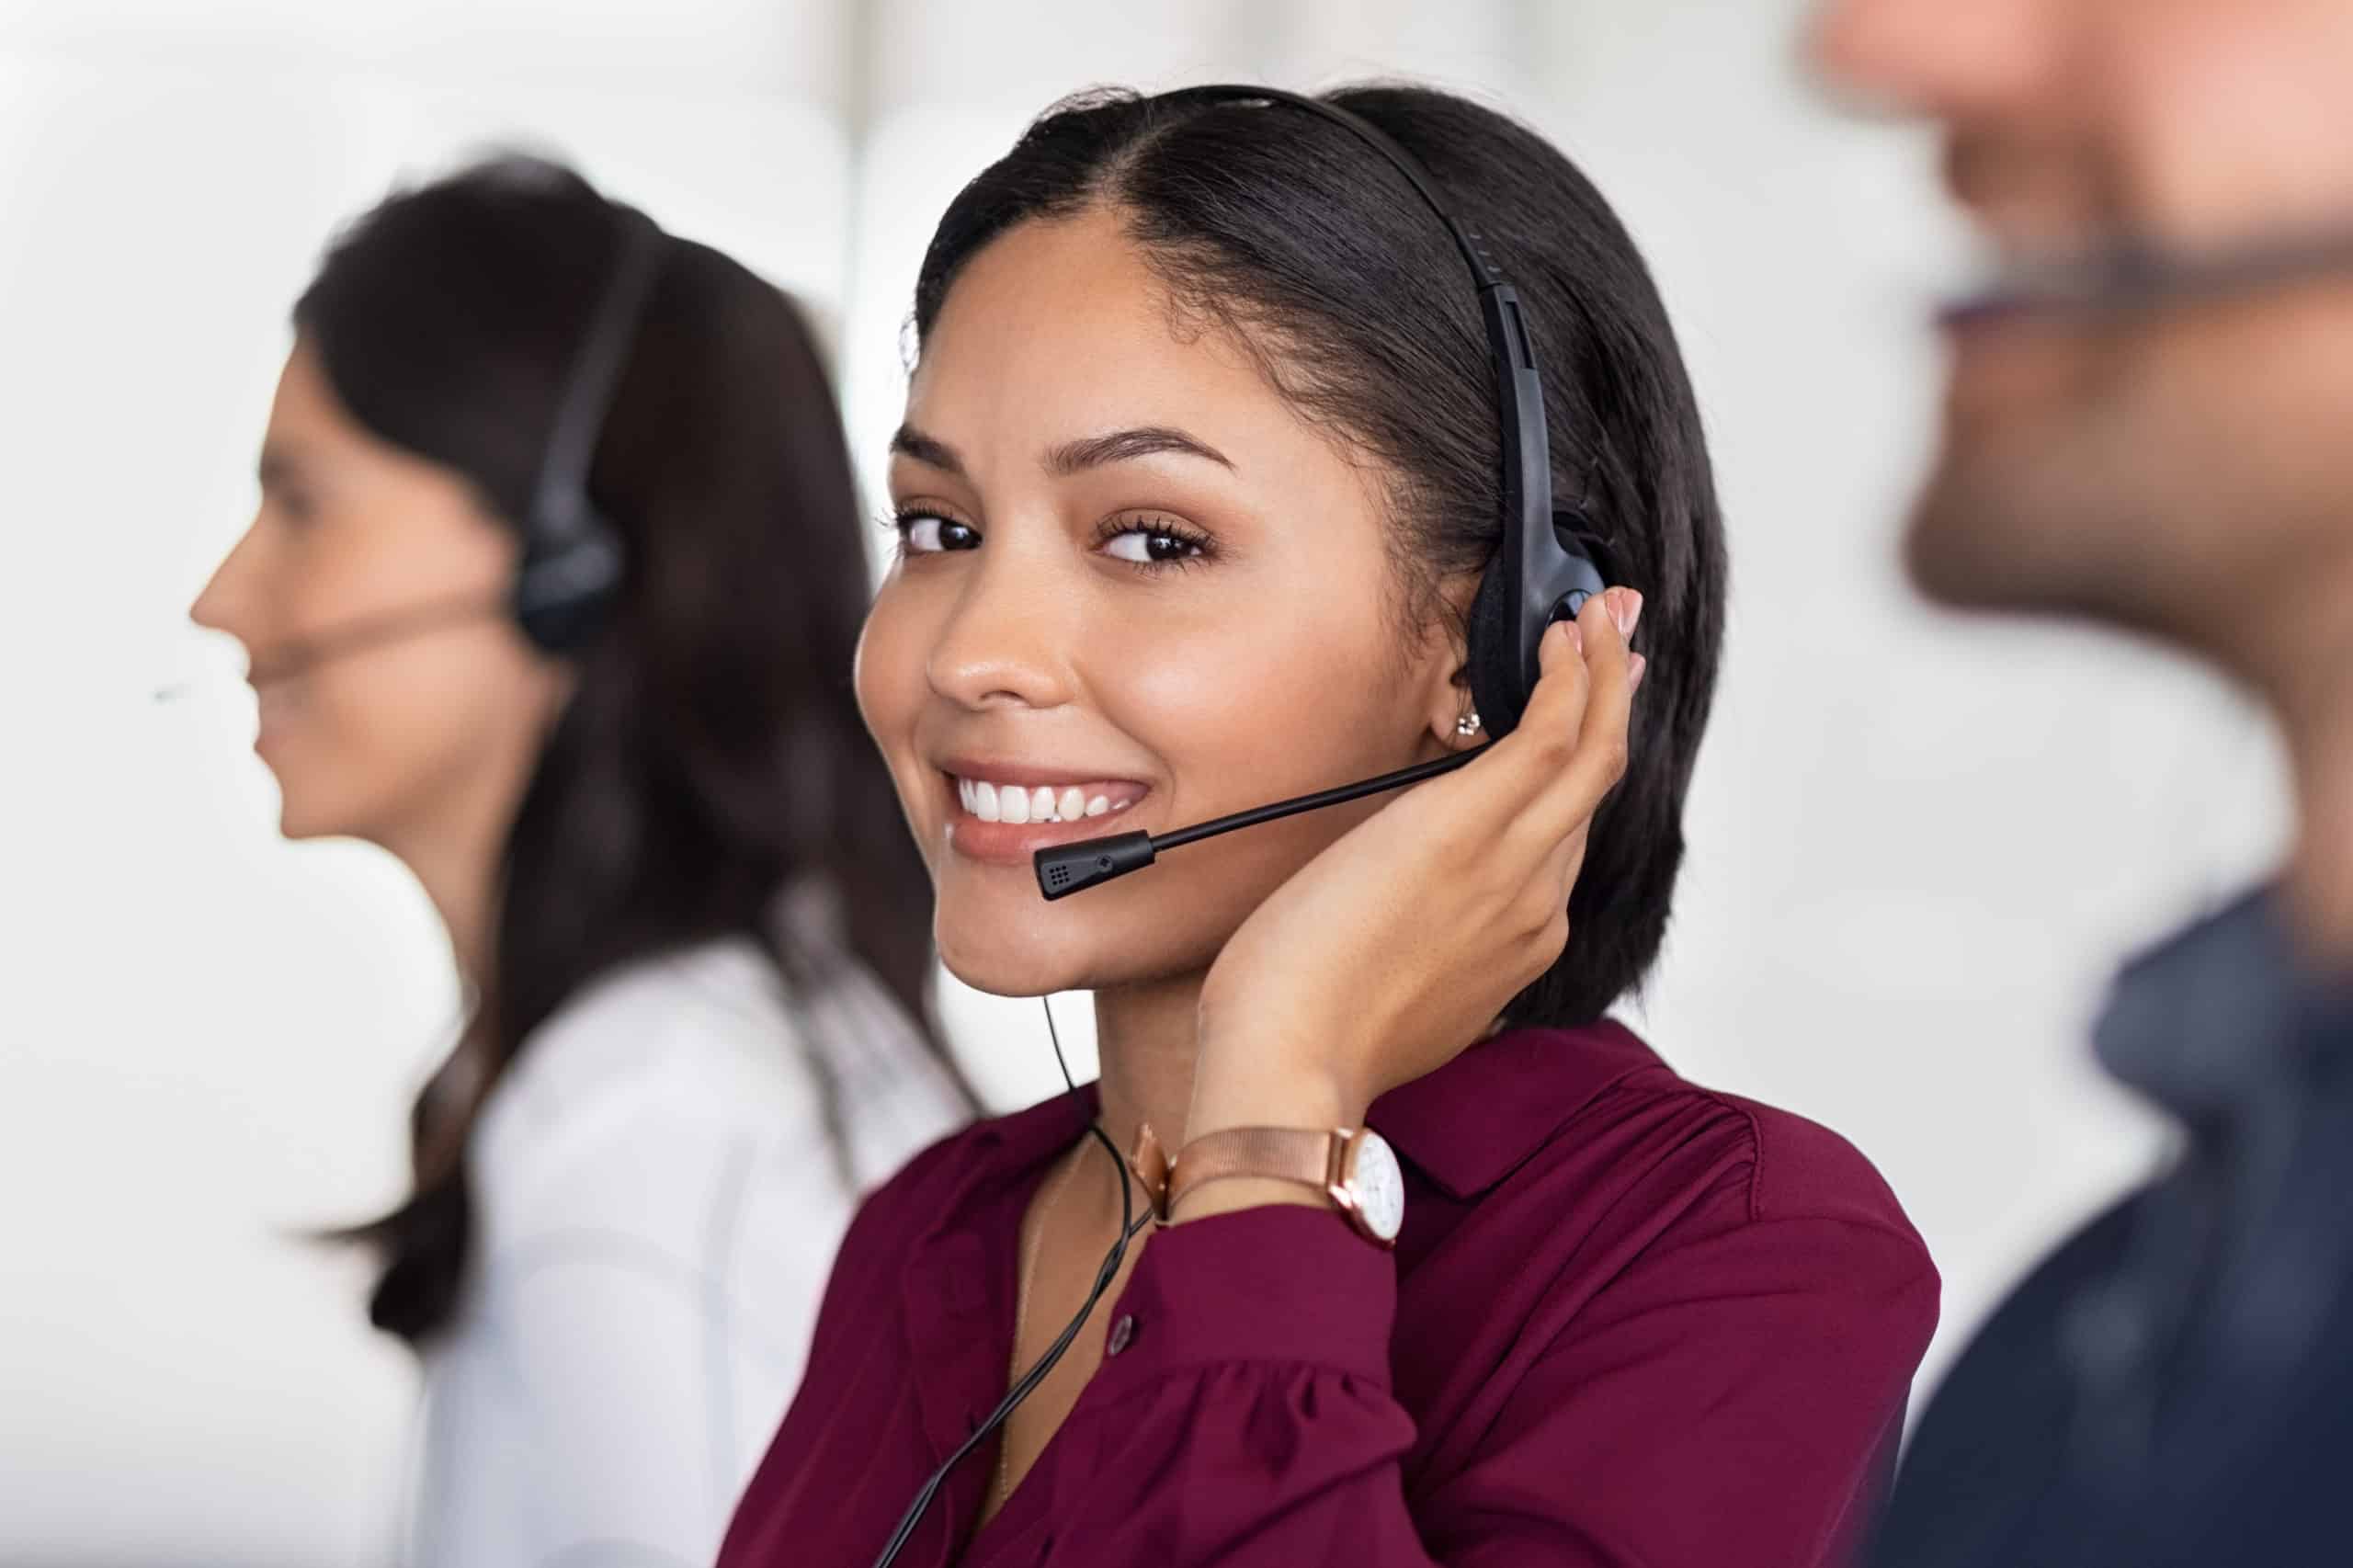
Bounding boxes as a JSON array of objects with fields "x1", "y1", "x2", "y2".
[{"x1": 1034, "y1": 833, "x2": 1156, "y2": 901}]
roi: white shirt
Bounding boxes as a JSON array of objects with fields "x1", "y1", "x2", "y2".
[{"x1": 397, "y1": 936, "x2": 967, "y2": 1568}]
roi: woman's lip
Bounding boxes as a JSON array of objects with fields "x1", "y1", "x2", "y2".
[
  {"x1": 945, "y1": 807, "x2": 1147, "y2": 868},
  {"x1": 935, "y1": 756, "x2": 1150, "y2": 790}
]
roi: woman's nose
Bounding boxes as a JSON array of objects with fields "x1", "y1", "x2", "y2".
[
  {"x1": 924, "y1": 551, "x2": 1079, "y2": 714},
  {"x1": 190, "y1": 518, "x2": 265, "y2": 643}
]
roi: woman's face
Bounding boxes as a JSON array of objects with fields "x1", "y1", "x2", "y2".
[
  {"x1": 858, "y1": 207, "x2": 1469, "y2": 998},
  {"x1": 192, "y1": 338, "x2": 570, "y2": 848}
]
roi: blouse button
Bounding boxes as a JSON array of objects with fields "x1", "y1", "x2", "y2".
[{"x1": 1106, "y1": 1313, "x2": 1137, "y2": 1356}]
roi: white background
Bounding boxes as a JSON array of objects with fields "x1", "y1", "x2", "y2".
[{"x1": 0, "y1": 1, "x2": 2287, "y2": 1563}]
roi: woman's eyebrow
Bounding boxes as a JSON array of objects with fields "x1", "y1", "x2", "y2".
[
  {"x1": 889, "y1": 424, "x2": 965, "y2": 476},
  {"x1": 1045, "y1": 426, "x2": 1235, "y2": 476}
]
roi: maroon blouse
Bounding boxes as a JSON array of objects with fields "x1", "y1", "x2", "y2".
[{"x1": 719, "y1": 1020, "x2": 1938, "y2": 1567}]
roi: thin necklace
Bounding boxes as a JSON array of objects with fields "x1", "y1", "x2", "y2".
[{"x1": 993, "y1": 1140, "x2": 1086, "y2": 1513}]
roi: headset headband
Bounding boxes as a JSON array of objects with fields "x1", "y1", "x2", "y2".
[
  {"x1": 527, "y1": 210, "x2": 665, "y2": 554},
  {"x1": 508, "y1": 209, "x2": 666, "y2": 652},
  {"x1": 1147, "y1": 85, "x2": 1596, "y2": 736}
]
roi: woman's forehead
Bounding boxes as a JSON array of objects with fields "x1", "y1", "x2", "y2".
[{"x1": 906, "y1": 211, "x2": 1336, "y2": 487}]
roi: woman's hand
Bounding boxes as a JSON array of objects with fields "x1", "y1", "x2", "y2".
[{"x1": 1181, "y1": 588, "x2": 1642, "y2": 1176}]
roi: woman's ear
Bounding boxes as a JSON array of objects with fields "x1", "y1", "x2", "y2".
[{"x1": 1416, "y1": 573, "x2": 1483, "y2": 752}]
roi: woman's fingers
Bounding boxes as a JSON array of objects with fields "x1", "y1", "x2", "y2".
[
  {"x1": 1474, "y1": 619, "x2": 1591, "y2": 803},
  {"x1": 1510, "y1": 589, "x2": 1636, "y2": 846},
  {"x1": 1426, "y1": 585, "x2": 1637, "y2": 850}
]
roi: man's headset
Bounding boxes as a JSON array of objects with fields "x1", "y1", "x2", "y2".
[
  {"x1": 1943, "y1": 226, "x2": 2353, "y2": 331},
  {"x1": 1031, "y1": 85, "x2": 1609, "y2": 903},
  {"x1": 199, "y1": 210, "x2": 664, "y2": 694}
]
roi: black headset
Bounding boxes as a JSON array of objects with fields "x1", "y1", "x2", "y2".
[
  {"x1": 1161, "y1": 85, "x2": 1607, "y2": 736},
  {"x1": 1946, "y1": 225, "x2": 2353, "y2": 331},
  {"x1": 507, "y1": 209, "x2": 667, "y2": 654},
  {"x1": 1032, "y1": 85, "x2": 1611, "y2": 902}
]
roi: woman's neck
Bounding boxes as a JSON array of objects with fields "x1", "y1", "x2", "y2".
[
  {"x1": 1090, "y1": 973, "x2": 1208, "y2": 1182},
  {"x1": 405, "y1": 836, "x2": 495, "y2": 987},
  {"x1": 374, "y1": 782, "x2": 514, "y2": 993}
]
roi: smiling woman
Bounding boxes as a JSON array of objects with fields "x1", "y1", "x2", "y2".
[
  {"x1": 867, "y1": 206, "x2": 1451, "y2": 998},
  {"x1": 720, "y1": 84, "x2": 1938, "y2": 1568}
]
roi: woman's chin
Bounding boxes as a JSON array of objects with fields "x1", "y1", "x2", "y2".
[
  {"x1": 269, "y1": 778, "x2": 381, "y2": 846},
  {"x1": 936, "y1": 924, "x2": 1223, "y2": 1002},
  {"x1": 272, "y1": 791, "x2": 336, "y2": 842},
  {"x1": 933, "y1": 876, "x2": 1240, "y2": 999},
  {"x1": 935, "y1": 936, "x2": 1091, "y2": 1001}
]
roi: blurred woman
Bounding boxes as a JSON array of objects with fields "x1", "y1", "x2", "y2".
[{"x1": 191, "y1": 157, "x2": 972, "y2": 1568}]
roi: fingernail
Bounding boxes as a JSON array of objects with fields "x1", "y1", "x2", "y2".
[
  {"x1": 1566, "y1": 618, "x2": 1584, "y2": 654},
  {"x1": 1630, "y1": 653, "x2": 1648, "y2": 693},
  {"x1": 1613, "y1": 589, "x2": 1644, "y2": 642}
]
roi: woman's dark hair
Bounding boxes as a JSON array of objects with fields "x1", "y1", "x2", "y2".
[
  {"x1": 915, "y1": 85, "x2": 1728, "y2": 1028},
  {"x1": 301, "y1": 155, "x2": 970, "y2": 1342}
]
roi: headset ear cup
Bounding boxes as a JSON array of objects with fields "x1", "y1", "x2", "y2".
[
  {"x1": 1465, "y1": 561, "x2": 1529, "y2": 740},
  {"x1": 1465, "y1": 515, "x2": 1609, "y2": 741},
  {"x1": 1552, "y1": 507, "x2": 1612, "y2": 599},
  {"x1": 513, "y1": 526, "x2": 623, "y2": 654}
]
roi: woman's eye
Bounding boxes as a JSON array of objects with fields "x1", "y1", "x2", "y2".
[
  {"x1": 1102, "y1": 523, "x2": 1206, "y2": 566},
  {"x1": 896, "y1": 511, "x2": 979, "y2": 553}
]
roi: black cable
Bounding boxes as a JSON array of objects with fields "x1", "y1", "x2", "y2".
[
  {"x1": 870, "y1": 997, "x2": 1151, "y2": 1568},
  {"x1": 1153, "y1": 745, "x2": 1484, "y2": 851}
]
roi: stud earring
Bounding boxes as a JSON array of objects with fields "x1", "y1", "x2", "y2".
[{"x1": 1456, "y1": 711, "x2": 1483, "y2": 737}]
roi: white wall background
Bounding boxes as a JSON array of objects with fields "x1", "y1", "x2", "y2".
[{"x1": 0, "y1": 1, "x2": 2287, "y2": 1563}]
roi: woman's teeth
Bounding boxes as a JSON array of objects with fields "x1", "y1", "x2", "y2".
[{"x1": 955, "y1": 778, "x2": 1130, "y2": 825}]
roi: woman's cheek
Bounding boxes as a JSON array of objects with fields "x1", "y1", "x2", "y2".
[
  {"x1": 1111, "y1": 603, "x2": 1353, "y2": 814},
  {"x1": 854, "y1": 582, "x2": 939, "y2": 839},
  {"x1": 1108, "y1": 617, "x2": 1256, "y2": 760},
  {"x1": 850, "y1": 600, "x2": 890, "y2": 744},
  {"x1": 270, "y1": 639, "x2": 488, "y2": 840}
]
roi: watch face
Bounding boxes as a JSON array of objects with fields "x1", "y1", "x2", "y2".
[{"x1": 1347, "y1": 1130, "x2": 1405, "y2": 1242}]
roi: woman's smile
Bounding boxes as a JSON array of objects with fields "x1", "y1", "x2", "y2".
[{"x1": 935, "y1": 757, "x2": 1151, "y2": 866}]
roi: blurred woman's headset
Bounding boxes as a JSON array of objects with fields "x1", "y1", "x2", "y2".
[{"x1": 508, "y1": 210, "x2": 666, "y2": 654}]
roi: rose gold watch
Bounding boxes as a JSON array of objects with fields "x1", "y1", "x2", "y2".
[{"x1": 1160, "y1": 1126, "x2": 1405, "y2": 1246}]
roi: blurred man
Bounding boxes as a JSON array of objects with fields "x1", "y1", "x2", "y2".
[{"x1": 1809, "y1": 1, "x2": 2353, "y2": 1563}]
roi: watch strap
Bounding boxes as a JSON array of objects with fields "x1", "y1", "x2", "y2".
[{"x1": 1165, "y1": 1126, "x2": 1341, "y2": 1216}]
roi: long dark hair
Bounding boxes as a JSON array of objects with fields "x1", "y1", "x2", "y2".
[
  {"x1": 915, "y1": 85, "x2": 1730, "y2": 1027},
  {"x1": 301, "y1": 155, "x2": 969, "y2": 1343}
]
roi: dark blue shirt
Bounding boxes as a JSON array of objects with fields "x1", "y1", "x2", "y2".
[{"x1": 1872, "y1": 890, "x2": 2353, "y2": 1567}]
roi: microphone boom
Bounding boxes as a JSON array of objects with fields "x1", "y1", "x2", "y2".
[{"x1": 1033, "y1": 746, "x2": 1484, "y2": 901}]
